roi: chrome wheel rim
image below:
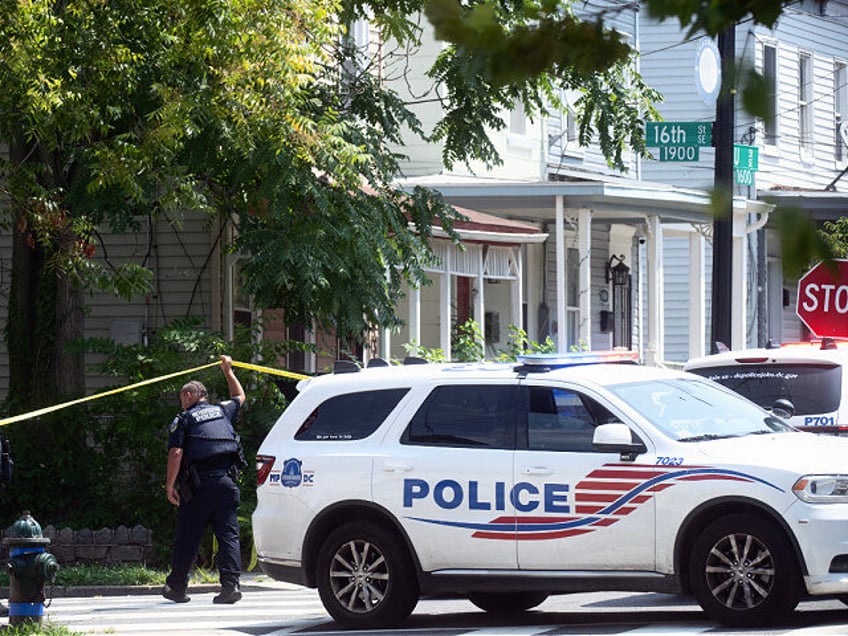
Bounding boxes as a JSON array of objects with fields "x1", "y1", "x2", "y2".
[
  {"x1": 705, "y1": 531, "x2": 775, "y2": 610},
  {"x1": 329, "y1": 539, "x2": 389, "y2": 614}
]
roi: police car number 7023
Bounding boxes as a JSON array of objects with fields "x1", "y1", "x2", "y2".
[{"x1": 252, "y1": 354, "x2": 848, "y2": 630}]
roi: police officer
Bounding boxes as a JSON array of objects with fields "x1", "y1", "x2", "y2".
[{"x1": 163, "y1": 355, "x2": 246, "y2": 604}]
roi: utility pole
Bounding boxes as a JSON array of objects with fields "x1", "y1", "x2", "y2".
[{"x1": 710, "y1": 24, "x2": 735, "y2": 352}]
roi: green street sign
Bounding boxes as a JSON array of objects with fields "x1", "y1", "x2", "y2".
[
  {"x1": 736, "y1": 168, "x2": 755, "y2": 186},
  {"x1": 656, "y1": 146, "x2": 700, "y2": 162},
  {"x1": 646, "y1": 121, "x2": 713, "y2": 147},
  {"x1": 734, "y1": 144, "x2": 759, "y2": 171}
]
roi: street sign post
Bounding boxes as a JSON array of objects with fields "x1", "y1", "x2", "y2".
[{"x1": 797, "y1": 260, "x2": 848, "y2": 338}]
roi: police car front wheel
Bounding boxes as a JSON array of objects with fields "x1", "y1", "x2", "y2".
[
  {"x1": 689, "y1": 514, "x2": 802, "y2": 627},
  {"x1": 316, "y1": 521, "x2": 419, "y2": 629},
  {"x1": 468, "y1": 591, "x2": 549, "y2": 614}
]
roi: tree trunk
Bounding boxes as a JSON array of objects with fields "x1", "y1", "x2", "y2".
[{"x1": 5, "y1": 138, "x2": 85, "y2": 410}]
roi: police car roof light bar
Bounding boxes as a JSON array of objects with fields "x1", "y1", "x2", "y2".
[{"x1": 516, "y1": 350, "x2": 639, "y2": 370}]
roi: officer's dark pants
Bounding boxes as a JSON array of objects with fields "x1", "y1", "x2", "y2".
[{"x1": 166, "y1": 472, "x2": 241, "y2": 593}]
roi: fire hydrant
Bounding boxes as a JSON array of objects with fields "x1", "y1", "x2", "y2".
[{"x1": 3, "y1": 511, "x2": 60, "y2": 625}]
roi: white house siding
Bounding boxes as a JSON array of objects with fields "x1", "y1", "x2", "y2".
[
  {"x1": 385, "y1": 16, "x2": 445, "y2": 178},
  {"x1": 546, "y1": 1, "x2": 639, "y2": 179},
  {"x1": 747, "y1": 8, "x2": 848, "y2": 190}
]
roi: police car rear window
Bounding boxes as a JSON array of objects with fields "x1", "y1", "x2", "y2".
[
  {"x1": 294, "y1": 388, "x2": 409, "y2": 441},
  {"x1": 688, "y1": 363, "x2": 842, "y2": 415}
]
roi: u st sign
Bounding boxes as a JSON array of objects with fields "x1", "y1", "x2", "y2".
[{"x1": 797, "y1": 260, "x2": 848, "y2": 338}]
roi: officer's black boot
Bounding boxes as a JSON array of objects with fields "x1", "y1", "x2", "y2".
[{"x1": 213, "y1": 585, "x2": 242, "y2": 604}]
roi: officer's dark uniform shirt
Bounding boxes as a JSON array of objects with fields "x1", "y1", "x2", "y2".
[{"x1": 169, "y1": 399, "x2": 241, "y2": 470}]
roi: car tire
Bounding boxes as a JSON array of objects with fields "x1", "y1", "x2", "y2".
[
  {"x1": 316, "y1": 521, "x2": 419, "y2": 629},
  {"x1": 689, "y1": 514, "x2": 801, "y2": 627},
  {"x1": 468, "y1": 591, "x2": 549, "y2": 614}
]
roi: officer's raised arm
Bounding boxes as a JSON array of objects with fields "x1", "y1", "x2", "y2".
[{"x1": 220, "y1": 355, "x2": 245, "y2": 405}]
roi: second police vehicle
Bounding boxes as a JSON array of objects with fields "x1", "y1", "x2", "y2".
[
  {"x1": 685, "y1": 339, "x2": 848, "y2": 435},
  {"x1": 252, "y1": 351, "x2": 848, "y2": 629}
]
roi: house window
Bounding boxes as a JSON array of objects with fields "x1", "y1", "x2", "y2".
[
  {"x1": 565, "y1": 108, "x2": 578, "y2": 143},
  {"x1": 510, "y1": 100, "x2": 527, "y2": 136},
  {"x1": 762, "y1": 43, "x2": 777, "y2": 146},
  {"x1": 232, "y1": 258, "x2": 256, "y2": 335},
  {"x1": 835, "y1": 61, "x2": 848, "y2": 162},
  {"x1": 799, "y1": 51, "x2": 814, "y2": 156}
]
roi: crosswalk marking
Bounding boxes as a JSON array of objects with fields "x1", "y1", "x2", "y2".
[{"x1": 29, "y1": 587, "x2": 848, "y2": 636}]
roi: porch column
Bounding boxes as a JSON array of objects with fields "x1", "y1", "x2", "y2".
[
  {"x1": 525, "y1": 243, "x2": 541, "y2": 342},
  {"x1": 381, "y1": 268, "x2": 392, "y2": 359},
  {"x1": 689, "y1": 232, "x2": 706, "y2": 359},
  {"x1": 511, "y1": 247, "x2": 523, "y2": 335},
  {"x1": 645, "y1": 215, "x2": 664, "y2": 365},
  {"x1": 475, "y1": 248, "x2": 485, "y2": 331},
  {"x1": 555, "y1": 195, "x2": 567, "y2": 353},
  {"x1": 732, "y1": 205, "x2": 746, "y2": 349},
  {"x1": 408, "y1": 284, "x2": 421, "y2": 348},
  {"x1": 578, "y1": 208, "x2": 592, "y2": 348},
  {"x1": 440, "y1": 248, "x2": 452, "y2": 360}
]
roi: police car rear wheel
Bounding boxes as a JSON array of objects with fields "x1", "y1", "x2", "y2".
[
  {"x1": 316, "y1": 521, "x2": 418, "y2": 629},
  {"x1": 468, "y1": 591, "x2": 548, "y2": 614},
  {"x1": 689, "y1": 514, "x2": 801, "y2": 627}
]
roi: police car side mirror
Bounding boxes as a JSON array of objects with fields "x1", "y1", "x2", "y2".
[
  {"x1": 593, "y1": 423, "x2": 646, "y2": 460},
  {"x1": 771, "y1": 398, "x2": 795, "y2": 420}
]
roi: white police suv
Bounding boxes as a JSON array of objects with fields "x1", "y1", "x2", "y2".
[
  {"x1": 685, "y1": 339, "x2": 848, "y2": 435},
  {"x1": 252, "y1": 352, "x2": 848, "y2": 629}
]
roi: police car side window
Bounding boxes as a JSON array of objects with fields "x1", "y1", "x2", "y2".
[
  {"x1": 294, "y1": 388, "x2": 409, "y2": 441},
  {"x1": 526, "y1": 387, "x2": 613, "y2": 452},
  {"x1": 401, "y1": 385, "x2": 516, "y2": 449}
]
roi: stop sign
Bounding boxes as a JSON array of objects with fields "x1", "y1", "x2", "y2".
[{"x1": 796, "y1": 259, "x2": 848, "y2": 338}]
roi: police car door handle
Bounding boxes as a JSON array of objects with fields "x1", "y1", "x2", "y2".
[
  {"x1": 382, "y1": 462, "x2": 413, "y2": 472},
  {"x1": 522, "y1": 467, "x2": 553, "y2": 476}
]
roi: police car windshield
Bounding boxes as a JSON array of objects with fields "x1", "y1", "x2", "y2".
[{"x1": 608, "y1": 378, "x2": 795, "y2": 442}]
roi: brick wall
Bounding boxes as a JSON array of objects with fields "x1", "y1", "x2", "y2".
[{"x1": 2, "y1": 524, "x2": 154, "y2": 564}]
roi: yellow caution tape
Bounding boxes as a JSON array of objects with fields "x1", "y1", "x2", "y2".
[
  {"x1": 231, "y1": 360, "x2": 310, "y2": 381},
  {"x1": 0, "y1": 360, "x2": 311, "y2": 428}
]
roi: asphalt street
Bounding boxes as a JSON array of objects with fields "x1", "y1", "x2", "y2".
[{"x1": 15, "y1": 573, "x2": 848, "y2": 636}]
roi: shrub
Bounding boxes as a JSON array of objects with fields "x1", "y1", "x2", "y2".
[{"x1": 0, "y1": 318, "x2": 292, "y2": 567}]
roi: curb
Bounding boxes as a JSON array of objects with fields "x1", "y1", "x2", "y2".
[{"x1": 0, "y1": 577, "x2": 283, "y2": 599}]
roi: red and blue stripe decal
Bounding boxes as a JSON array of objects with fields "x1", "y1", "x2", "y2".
[{"x1": 407, "y1": 463, "x2": 782, "y2": 540}]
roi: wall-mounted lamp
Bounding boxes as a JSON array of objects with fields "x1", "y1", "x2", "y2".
[{"x1": 606, "y1": 254, "x2": 629, "y2": 286}]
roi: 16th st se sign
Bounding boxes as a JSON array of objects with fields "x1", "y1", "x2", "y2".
[{"x1": 797, "y1": 260, "x2": 848, "y2": 338}]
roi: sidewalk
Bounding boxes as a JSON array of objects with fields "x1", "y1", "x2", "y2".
[{"x1": 0, "y1": 572, "x2": 293, "y2": 599}]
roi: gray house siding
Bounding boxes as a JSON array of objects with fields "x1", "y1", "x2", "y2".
[
  {"x1": 0, "y1": 211, "x2": 218, "y2": 400},
  {"x1": 85, "y1": 213, "x2": 217, "y2": 391},
  {"x1": 662, "y1": 236, "x2": 692, "y2": 362}
]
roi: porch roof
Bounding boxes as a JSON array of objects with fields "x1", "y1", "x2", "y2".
[
  {"x1": 444, "y1": 204, "x2": 548, "y2": 244},
  {"x1": 399, "y1": 173, "x2": 768, "y2": 225},
  {"x1": 759, "y1": 189, "x2": 848, "y2": 221}
]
